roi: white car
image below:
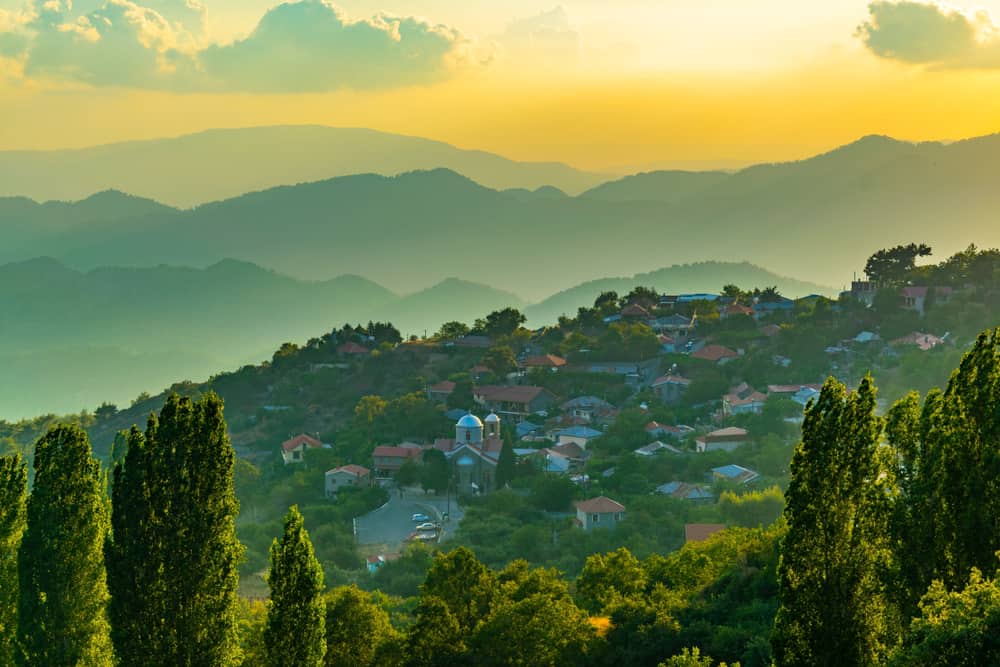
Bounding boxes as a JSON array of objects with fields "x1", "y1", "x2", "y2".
[{"x1": 415, "y1": 522, "x2": 438, "y2": 532}]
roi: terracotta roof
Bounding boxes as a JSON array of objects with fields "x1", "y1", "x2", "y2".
[
  {"x1": 337, "y1": 342, "x2": 369, "y2": 355},
  {"x1": 768, "y1": 383, "x2": 823, "y2": 394},
  {"x1": 726, "y1": 304, "x2": 755, "y2": 316},
  {"x1": 652, "y1": 374, "x2": 692, "y2": 387},
  {"x1": 282, "y1": 434, "x2": 323, "y2": 452},
  {"x1": 685, "y1": 523, "x2": 726, "y2": 543},
  {"x1": 551, "y1": 442, "x2": 587, "y2": 460},
  {"x1": 522, "y1": 354, "x2": 568, "y2": 368},
  {"x1": 707, "y1": 427, "x2": 749, "y2": 438},
  {"x1": 691, "y1": 345, "x2": 739, "y2": 362},
  {"x1": 621, "y1": 304, "x2": 651, "y2": 317},
  {"x1": 575, "y1": 496, "x2": 626, "y2": 513},
  {"x1": 476, "y1": 385, "x2": 552, "y2": 404},
  {"x1": 329, "y1": 464, "x2": 370, "y2": 477},
  {"x1": 428, "y1": 380, "x2": 456, "y2": 393}
]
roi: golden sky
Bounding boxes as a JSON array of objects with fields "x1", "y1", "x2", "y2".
[{"x1": 1, "y1": 0, "x2": 1000, "y2": 171}]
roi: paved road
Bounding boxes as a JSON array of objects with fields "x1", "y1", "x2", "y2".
[{"x1": 355, "y1": 485, "x2": 465, "y2": 549}]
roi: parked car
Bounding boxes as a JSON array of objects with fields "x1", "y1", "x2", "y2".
[
  {"x1": 415, "y1": 522, "x2": 438, "y2": 532},
  {"x1": 411, "y1": 513, "x2": 430, "y2": 522}
]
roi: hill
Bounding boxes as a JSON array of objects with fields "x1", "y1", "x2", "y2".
[
  {"x1": 524, "y1": 261, "x2": 836, "y2": 325},
  {"x1": 0, "y1": 126, "x2": 607, "y2": 207},
  {"x1": 6, "y1": 133, "x2": 1000, "y2": 298}
]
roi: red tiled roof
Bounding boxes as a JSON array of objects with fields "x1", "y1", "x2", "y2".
[
  {"x1": 428, "y1": 381, "x2": 456, "y2": 393},
  {"x1": 476, "y1": 385, "x2": 552, "y2": 404},
  {"x1": 282, "y1": 434, "x2": 323, "y2": 452},
  {"x1": 685, "y1": 523, "x2": 726, "y2": 543},
  {"x1": 707, "y1": 427, "x2": 749, "y2": 438},
  {"x1": 652, "y1": 374, "x2": 691, "y2": 387},
  {"x1": 726, "y1": 304, "x2": 754, "y2": 316},
  {"x1": 621, "y1": 304, "x2": 651, "y2": 317},
  {"x1": 691, "y1": 345, "x2": 739, "y2": 362},
  {"x1": 330, "y1": 464, "x2": 370, "y2": 478},
  {"x1": 372, "y1": 446, "x2": 422, "y2": 459},
  {"x1": 575, "y1": 496, "x2": 626, "y2": 513},
  {"x1": 522, "y1": 354, "x2": 567, "y2": 368},
  {"x1": 768, "y1": 383, "x2": 823, "y2": 394},
  {"x1": 338, "y1": 342, "x2": 369, "y2": 355}
]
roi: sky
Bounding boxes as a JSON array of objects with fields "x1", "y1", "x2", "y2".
[{"x1": 1, "y1": 0, "x2": 1000, "y2": 171}]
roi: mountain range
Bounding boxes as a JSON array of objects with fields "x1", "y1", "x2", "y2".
[
  {"x1": 0, "y1": 126, "x2": 608, "y2": 207},
  {"x1": 4, "y1": 132, "x2": 1000, "y2": 298}
]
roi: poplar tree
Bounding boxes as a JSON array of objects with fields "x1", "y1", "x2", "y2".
[
  {"x1": 17, "y1": 425, "x2": 113, "y2": 666},
  {"x1": 495, "y1": 434, "x2": 516, "y2": 490},
  {"x1": 264, "y1": 506, "x2": 326, "y2": 667},
  {"x1": 107, "y1": 393, "x2": 243, "y2": 666},
  {"x1": 0, "y1": 454, "x2": 27, "y2": 664},
  {"x1": 772, "y1": 376, "x2": 893, "y2": 667}
]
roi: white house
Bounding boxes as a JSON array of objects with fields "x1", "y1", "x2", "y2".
[
  {"x1": 325, "y1": 464, "x2": 371, "y2": 498},
  {"x1": 696, "y1": 427, "x2": 749, "y2": 453},
  {"x1": 281, "y1": 434, "x2": 325, "y2": 465},
  {"x1": 575, "y1": 496, "x2": 626, "y2": 531},
  {"x1": 555, "y1": 426, "x2": 603, "y2": 449}
]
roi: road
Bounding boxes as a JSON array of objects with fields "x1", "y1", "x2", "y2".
[{"x1": 354, "y1": 485, "x2": 465, "y2": 549}]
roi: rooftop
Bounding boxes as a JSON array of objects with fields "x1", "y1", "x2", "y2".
[{"x1": 576, "y1": 496, "x2": 626, "y2": 514}]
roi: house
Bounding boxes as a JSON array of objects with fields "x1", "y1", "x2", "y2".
[
  {"x1": 722, "y1": 383, "x2": 766, "y2": 416},
  {"x1": 711, "y1": 464, "x2": 760, "y2": 485},
  {"x1": 635, "y1": 441, "x2": 684, "y2": 456},
  {"x1": 561, "y1": 396, "x2": 616, "y2": 423},
  {"x1": 337, "y1": 342, "x2": 369, "y2": 356},
  {"x1": 892, "y1": 332, "x2": 945, "y2": 351},
  {"x1": 721, "y1": 303, "x2": 755, "y2": 319},
  {"x1": 325, "y1": 464, "x2": 371, "y2": 498},
  {"x1": 455, "y1": 335, "x2": 493, "y2": 349},
  {"x1": 621, "y1": 303, "x2": 651, "y2": 319},
  {"x1": 575, "y1": 496, "x2": 626, "y2": 531},
  {"x1": 690, "y1": 344, "x2": 739, "y2": 364},
  {"x1": 677, "y1": 293, "x2": 719, "y2": 303},
  {"x1": 581, "y1": 359, "x2": 660, "y2": 383},
  {"x1": 521, "y1": 354, "x2": 567, "y2": 370},
  {"x1": 685, "y1": 523, "x2": 726, "y2": 544},
  {"x1": 851, "y1": 280, "x2": 878, "y2": 307},
  {"x1": 696, "y1": 427, "x2": 750, "y2": 453},
  {"x1": 753, "y1": 296, "x2": 795, "y2": 318},
  {"x1": 474, "y1": 385, "x2": 557, "y2": 422},
  {"x1": 645, "y1": 422, "x2": 693, "y2": 440},
  {"x1": 550, "y1": 442, "x2": 590, "y2": 471},
  {"x1": 658, "y1": 335, "x2": 678, "y2": 353},
  {"x1": 901, "y1": 286, "x2": 953, "y2": 316},
  {"x1": 651, "y1": 314, "x2": 694, "y2": 337},
  {"x1": 657, "y1": 482, "x2": 713, "y2": 502},
  {"x1": 426, "y1": 380, "x2": 456, "y2": 403},
  {"x1": 281, "y1": 434, "x2": 324, "y2": 465},
  {"x1": 371, "y1": 445, "x2": 423, "y2": 477},
  {"x1": 516, "y1": 420, "x2": 543, "y2": 439},
  {"x1": 768, "y1": 384, "x2": 823, "y2": 406},
  {"x1": 651, "y1": 374, "x2": 691, "y2": 403},
  {"x1": 555, "y1": 426, "x2": 603, "y2": 449}
]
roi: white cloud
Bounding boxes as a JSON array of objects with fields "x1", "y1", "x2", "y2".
[{"x1": 497, "y1": 6, "x2": 580, "y2": 67}]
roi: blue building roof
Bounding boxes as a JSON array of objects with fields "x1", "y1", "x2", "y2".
[{"x1": 557, "y1": 426, "x2": 603, "y2": 439}]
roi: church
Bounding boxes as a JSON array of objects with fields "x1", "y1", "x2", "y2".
[{"x1": 439, "y1": 412, "x2": 504, "y2": 495}]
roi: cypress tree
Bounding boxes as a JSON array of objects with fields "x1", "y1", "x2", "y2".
[
  {"x1": 0, "y1": 454, "x2": 27, "y2": 664},
  {"x1": 772, "y1": 376, "x2": 893, "y2": 667},
  {"x1": 263, "y1": 506, "x2": 326, "y2": 667},
  {"x1": 107, "y1": 393, "x2": 243, "y2": 666},
  {"x1": 17, "y1": 425, "x2": 113, "y2": 666},
  {"x1": 495, "y1": 431, "x2": 516, "y2": 490}
]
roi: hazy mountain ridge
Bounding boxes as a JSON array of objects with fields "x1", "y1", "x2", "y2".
[{"x1": 0, "y1": 126, "x2": 608, "y2": 207}]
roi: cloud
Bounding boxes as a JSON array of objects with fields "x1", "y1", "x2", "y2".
[
  {"x1": 858, "y1": 1, "x2": 1000, "y2": 68},
  {"x1": 0, "y1": 0, "x2": 469, "y2": 91},
  {"x1": 196, "y1": 1, "x2": 466, "y2": 92},
  {"x1": 498, "y1": 6, "x2": 580, "y2": 66}
]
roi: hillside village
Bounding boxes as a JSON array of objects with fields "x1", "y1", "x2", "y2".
[{"x1": 3, "y1": 243, "x2": 998, "y2": 591}]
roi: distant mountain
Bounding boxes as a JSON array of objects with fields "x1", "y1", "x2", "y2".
[
  {"x1": 0, "y1": 126, "x2": 608, "y2": 207},
  {"x1": 6, "y1": 132, "x2": 1000, "y2": 301},
  {"x1": 524, "y1": 262, "x2": 836, "y2": 325}
]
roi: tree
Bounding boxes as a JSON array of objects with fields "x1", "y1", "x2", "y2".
[
  {"x1": 323, "y1": 586, "x2": 397, "y2": 667},
  {"x1": 622, "y1": 286, "x2": 659, "y2": 307},
  {"x1": 436, "y1": 321, "x2": 470, "y2": 342},
  {"x1": 446, "y1": 379, "x2": 474, "y2": 410},
  {"x1": 772, "y1": 376, "x2": 894, "y2": 667},
  {"x1": 478, "y1": 308, "x2": 527, "y2": 339},
  {"x1": 495, "y1": 435, "x2": 516, "y2": 489},
  {"x1": 864, "y1": 243, "x2": 932, "y2": 285},
  {"x1": 396, "y1": 459, "x2": 420, "y2": 488},
  {"x1": 529, "y1": 475, "x2": 577, "y2": 512},
  {"x1": 420, "y1": 547, "x2": 498, "y2": 632},
  {"x1": 0, "y1": 454, "x2": 27, "y2": 664},
  {"x1": 94, "y1": 402, "x2": 118, "y2": 422},
  {"x1": 107, "y1": 393, "x2": 243, "y2": 666},
  {"x1": 481, "y1": 345, "x2": 517, "y2": 378},
  {"x1": 403, "y1": 596, "x2": 466, "y2": 667},
  {"x1": 891, "y1": 568, "x2": 1000, "y2": 667},
  {"x1": 576, "y1": 547, "x2": 647, "y2": 613},
  {"x1": 264, "y1": 506, "x2": 326, "y2": 667},
  {"x1": 661, "y1": 647, "x2": 738, "y2": 667},
  {"x1": 18, "y1": 424, "x2": 113, "y2": 666},
  {"x1": 421, "y1": 449, "x2": 451, "y2": 494}
]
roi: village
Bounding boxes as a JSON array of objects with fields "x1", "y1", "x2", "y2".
[{"x1": 269, "y1": 275, "x2": 959, "y2": 569}]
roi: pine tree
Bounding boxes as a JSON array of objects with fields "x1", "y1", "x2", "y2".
[
  {"x1": 17, "y1": 425, "x2": 113, "y2": 666},
  {"x1": 772, "y1": 376, "x2": 894, "y2": 667},
  {"x1": 264, "y1": 506, "x2": 326, "y2": 667},
  {"x1": 0, "y1": 454, "x2": 27, "y2": 664},
  {"x1": 107, "y1": 393, "x2": 243, "y2": 666}
]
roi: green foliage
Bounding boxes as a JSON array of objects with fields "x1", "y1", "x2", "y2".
[
  {"x1": 403, "y1": 596, "x2": 466, "y2": 667},
  {"x1": 529, "y1": 475, "x2": 578, "y2": 512},
  {"x1": 106, "y1": 393, "x2": 243, "y2": 666},
  {"x1": 718, "y1": 486, "x2": 784, "y2": 528},
  {"x1": 864, "y1": 243, "x2": 932, "y2": 285},
  {"x1": 662, "y1": 647, "x2": 739, "y2": 667},
  {"x1": 420, "y1": 547, "x2": 498, "y2": 632},
  {"x1": 481, "y1": 345, "x2": 517, "y2": 377},
  {"x1": 495, "y1": 434, "x2": 516, "y2": 489},
  {"x1": 772, "y1": 377, "x2": 895, "y2": 667},
  {"x1": 0, "y1": 454, "x2": 27, "y2": 664},
  {"x1": 18, "y1": 424, "x2": 113, "y2": 666},
  {"x1": 421, "y1": 448, "x2": 450, "y2": 494},
  {"x1": 576, "y1": 547, "x2": 647, "y2": 613},
  {"x1": 323, "y1": 585, "x2": 398, "y2": 667},
  {"x1": 264, "y1": 506, "x2": 326, "y2": 667}
]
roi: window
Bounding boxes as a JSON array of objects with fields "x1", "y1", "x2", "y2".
[{"x1": 592, "y1": 514, "x2": 599, "y2": 523}]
